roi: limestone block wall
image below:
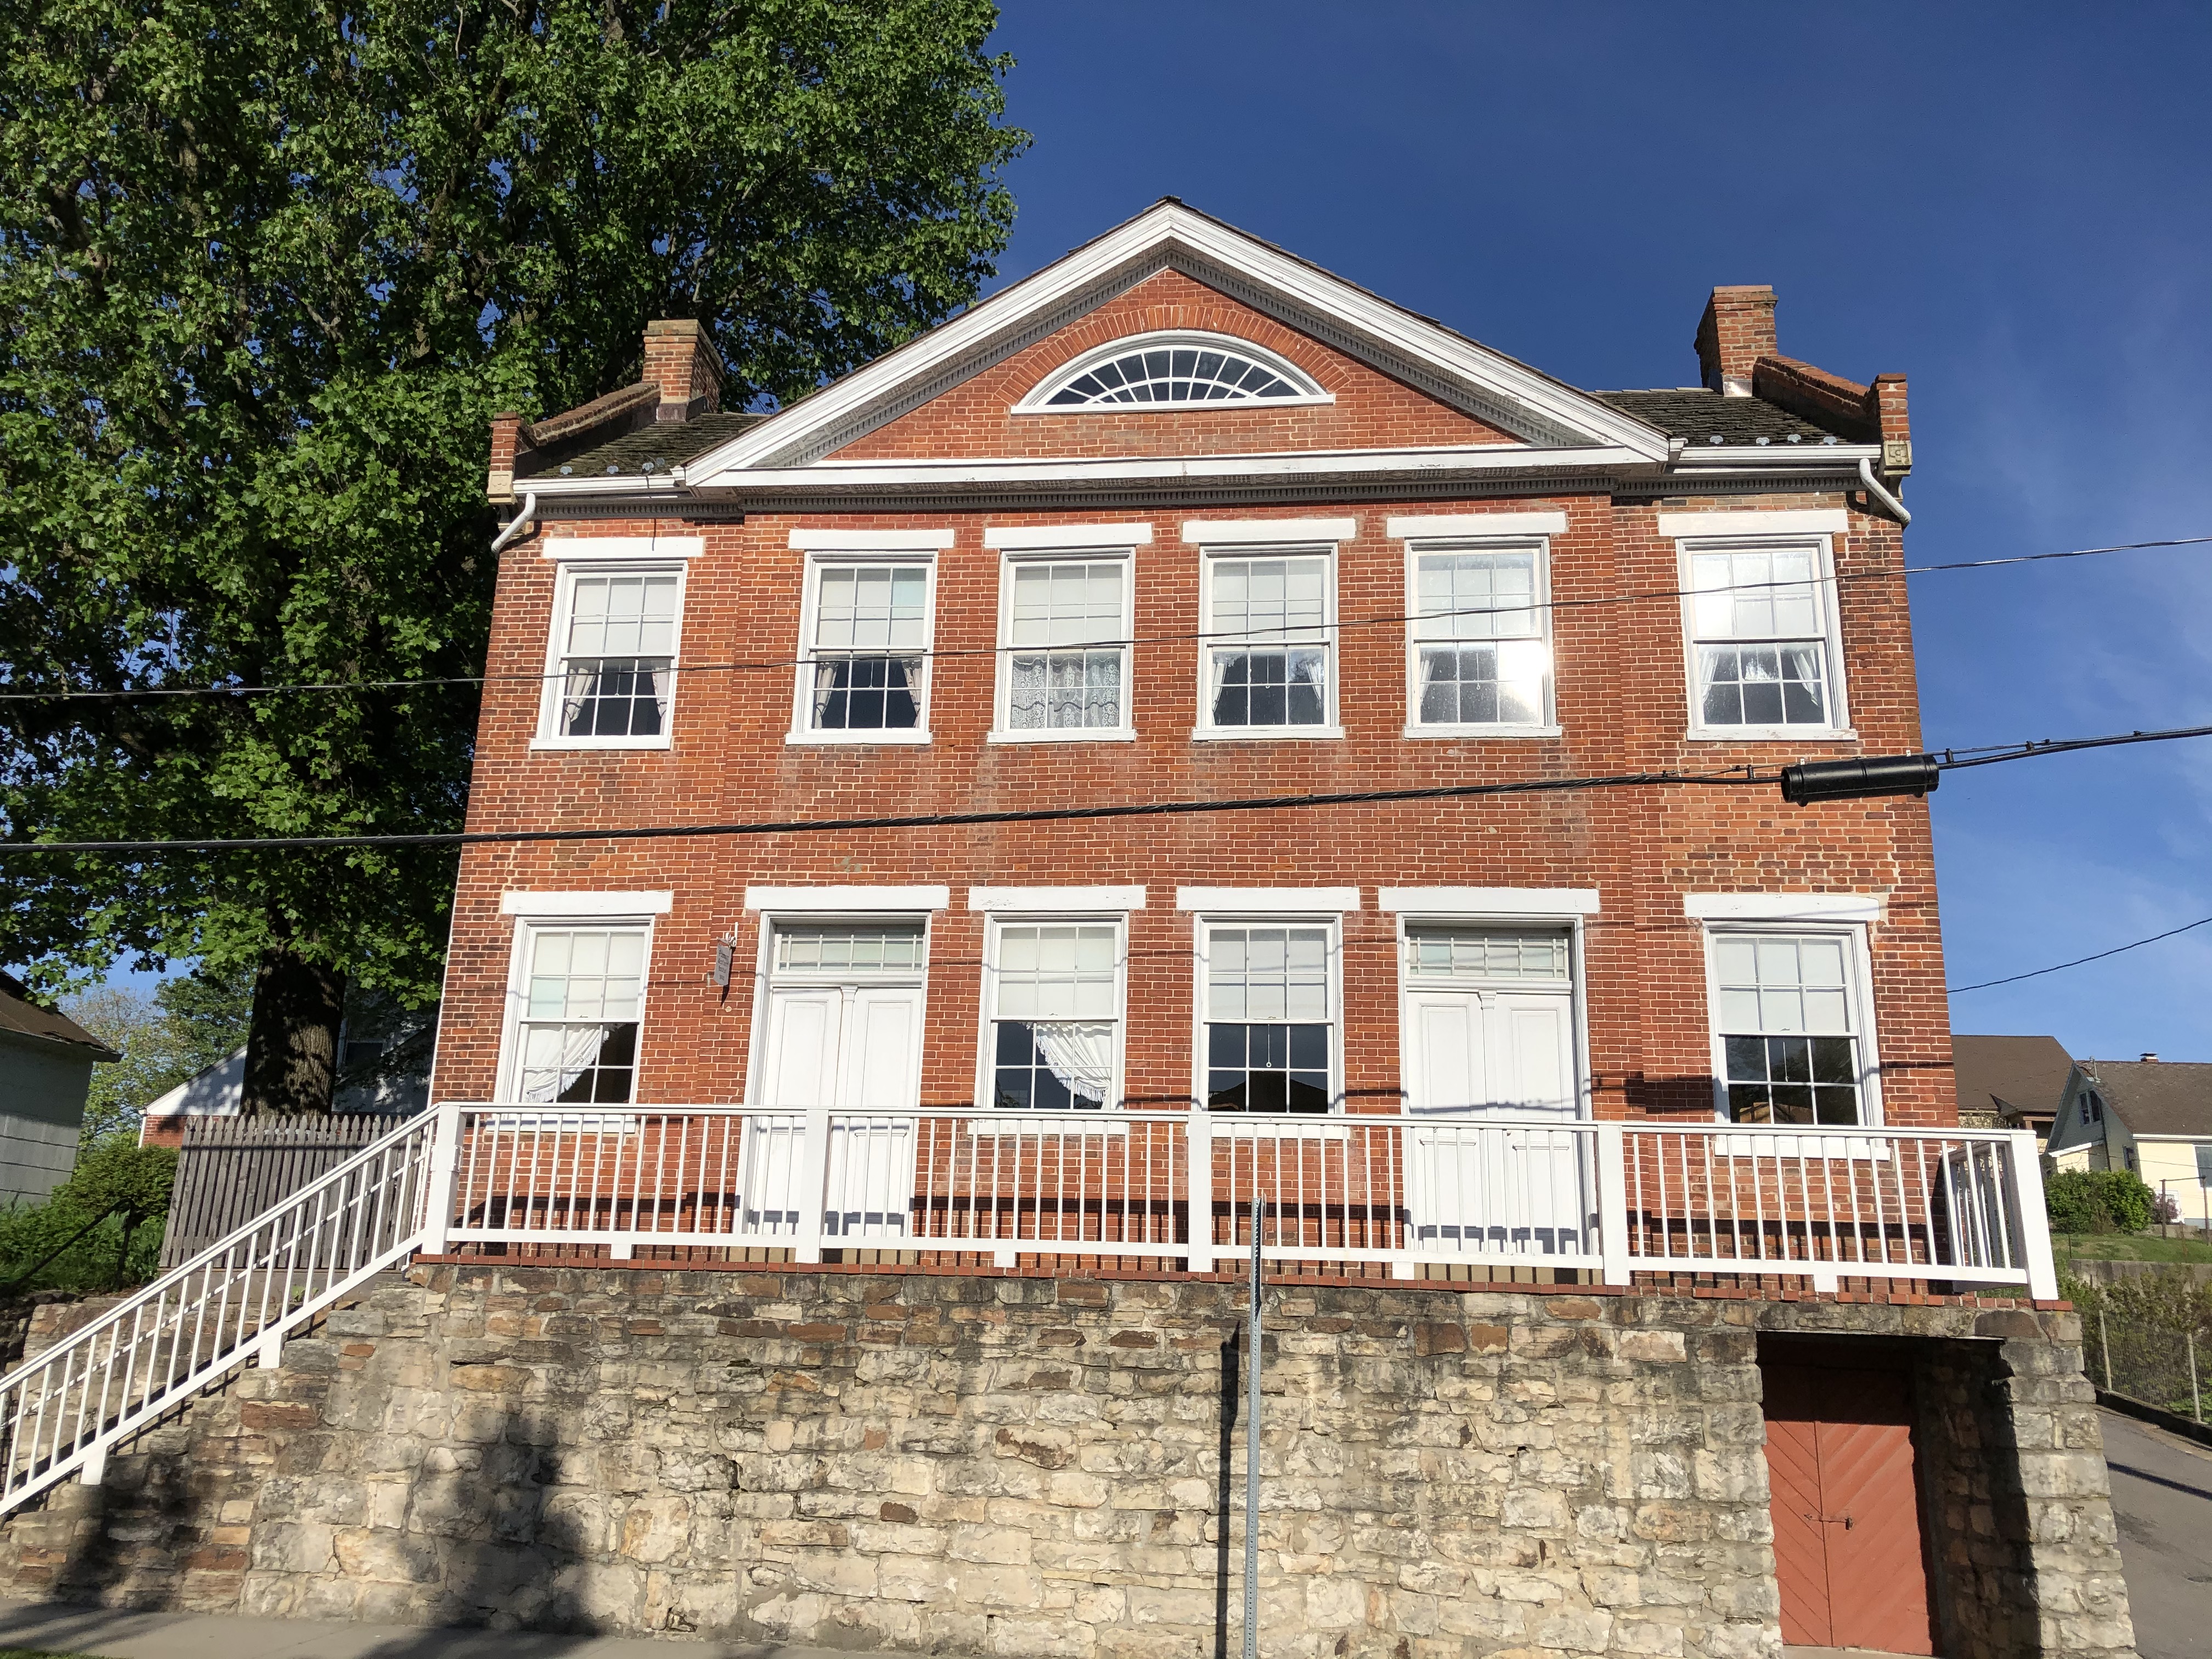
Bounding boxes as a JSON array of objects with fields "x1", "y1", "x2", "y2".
[{"x1": 0, "y1": 1266, "x2": 2135, "y2": 1659}]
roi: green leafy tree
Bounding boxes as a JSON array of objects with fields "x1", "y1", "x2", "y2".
[
  {"x1": 1, "y1": 0, "x2": 1025, "y2": 1110},
  {"x1": 64, "y1": 968, "x2": 255, "y2": 1143}
]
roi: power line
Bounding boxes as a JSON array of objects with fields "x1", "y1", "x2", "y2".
[
  {"x1": 5, "y1": 533, "x2": 2205, "y2": 706},
  {"x1": 1947, "y1": 914, "x2": 2212, "y2": 995}
]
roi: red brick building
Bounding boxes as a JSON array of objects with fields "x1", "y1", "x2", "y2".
[{"x1": 433, "y1": 200, "x2": 1945, "y2": 1167}]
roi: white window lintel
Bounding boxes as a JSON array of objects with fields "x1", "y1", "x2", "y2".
[
  {"x1": 1380, "y1": 887, "x2": 1600, "y2": 916},
  {"x1": 1182, "y1": 518, "x2": 1357, "y2": 545},
  {"x1": 501, "y1": 890, "x2": 674, "y2": 917},
  {"x1": 1177, "y1": 887, "x2": 1362, "y2": 913},
  {"x1": 539, "y1": 536, "x2": 703, "y2": 562},
  {"x1": 968, "y1": 885, "x2": 1147, "y2": 913},
  {"x1": 788, "y1": 527, "x2": 956, "y2": 551},
  {"x1": 745, "y1": 885, "x2": 951, "y2": 912},
  {"x1": 985, "y1": 523, "x2": 1153, "y2": 551},
  {"x1": 1657, "y1": 509, "x2": 1848, "y2": 539},
  {"x1": 1685, "y1": 892, "x2": 1881, "y2": 922},
  {"x1": 1387, "y1": 511, "x2": 1567, "y2": 540}
]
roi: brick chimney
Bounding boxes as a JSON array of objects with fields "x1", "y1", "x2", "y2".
[
  {"x1": 1695, "y1": 285, "x2": 1778, "y2": 397},
  {"x1": 642, "y1": 318, "x2": 725, "y2": 423},
  {"x1": 487, "y1": 410, "x2": 532, "y2": 503}
]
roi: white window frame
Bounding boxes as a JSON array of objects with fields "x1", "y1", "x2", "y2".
[
  {"x1": 1192, "y1": 543, "x2": 1343, "y2": 742},
  {"x1": 1699, "y1": 922, "x2": 1884, "y2": 1127},
  {"x1": 973, "y1": 911, "x2": 1133, "y2": 1125},
  {"x1": 533, "y1": 560, "x2": 688, "y2": 751},
  {"x1": 789, "y1": 550, "x2": 939, "y2": 746},
  {"x1": 493, "y1": 912, "x2": 659, "y2": 1110},
  {"x1": 988, "y1": 545, "x2": 1137, "y2": 743},
  {"x1": 1400, "y1": 534, "x2": 1561, "y2": 738},
  {"x1": 1675, "y1": 533, "x2": 1854, "y2": 742},
  {"x1": 1390, "y1": 910, "x2": 1593, "y2": 1121},
  {"x1": 1014, "y1": 330, "x2": 1331, "y2": 413},
  {"x1": 1190, "y1": 913, "x2": 1345, "y2": 1115}
]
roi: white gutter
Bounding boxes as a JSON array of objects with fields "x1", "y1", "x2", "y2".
[
  {"x1": 1857, "y1": 457, "x2": 1911, "y2": 526},
  {"x1": 489, "y1": 490, "x2": 539, "y2": 553}
]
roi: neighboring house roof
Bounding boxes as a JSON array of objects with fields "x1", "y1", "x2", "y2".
[
  {"x1": 2076, "y1": 1059, "x2": 2212, "y2": 1139},
  {"x1": 1592, "y1": 388, "x2": 1844, "y2": 445},
  {"x1": 141, "y1": 1046, "x2": 249, "y2": 1120},
  {"x1": 0, "y1": 970, "x2": 120, "y2": 1063},
  {"x1": 1951, "y1": 1033, "x2": 2074, "y2": 1121}
]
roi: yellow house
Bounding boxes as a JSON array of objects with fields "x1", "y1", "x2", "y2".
[{"x1": 2043, "y1": 1054, "x2": 2212, "y2": 1227}]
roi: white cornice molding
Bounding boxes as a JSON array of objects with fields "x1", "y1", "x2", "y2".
[
  {"x1": 984, "y1": 523, "x2": 1154, "y2": 550},
  {"x1": 501, "y1": 890, "x2": 674, "y2": 916},
  {"x1": 1379, "y1": 887, "x2": 1600, "y2": 916},
  {"x1": 788, "y1": 527, "x2": 956, "y2": 550},
  {"x1": 1684, "y1": 892, "x2": 1881, "y2": 922},
  {"x1": 745, "y1": 885, "x2": 951, "y2": 912},
  {"x1": 1182, "y1": 517, "x2": 1358, "y2": 544},
  {"x1": 1657, "y1": 509, "x2": 1850, "y2": 538},
  {"x1": 539, "y1": 535, "x2": 703, "y2": 561},
  {"x1": 1177, "y1": 887, "x2": 1362, "y2": 913},
  {"x1": 968, "y1": 885, "x2": 1148, "y2": 912},
  {"x1": 1386, "y1": 511, "x2": 1568, "y2": 540},
  {"x1": 673, "y1": 203, "x2": 1673, "y2": 483}
]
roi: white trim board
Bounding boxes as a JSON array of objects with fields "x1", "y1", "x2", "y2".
[
  {"x1": 1379, "y1": 887, "x2": 1600, "y2": 916},
  {"x1": 1182, "y1": 517, "x2": 1358, "y2": 544},
  {"x1": 1177, "y1": 887, "x2": 1362, "y2": 913},
  {"x1": 501, "y1": 890, "x2": 674, "y2": 917},
  {"x1": 968, "y1": 885, "x2": 1147, "y2": 912},
  {"x1": 1684, "y1": 892, "x2": 1881, "y2": 921},
  {"x1": 984, "y1": 522, "x2": 1153, "y2": 550},
  {"x1": 1386, "y1": 512, "x2": 1567, "y2": 540},
  {"x1": 540, "y1": 536, "x2": 703, "y2": 561},
  {"x1": 1656, "y1": 509, "x2": 1850, "y2": 538},
  {"x1": 745, "y1": 885, "x2": 951, "y2": 912},
  {"x1": 788, "y1": 527, "x2": 956, "y2": 551}
]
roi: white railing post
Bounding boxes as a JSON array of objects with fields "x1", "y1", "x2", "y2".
[
  {"x1": 794, "y1": 1102, "x2": 833, "y2": 1266},
  {"x1": 2007, "y1": 1128, "x2": 2059, "y2": 1301},
  {"x1": 420, "y1": 1103, "x2": 460, "y2": 1256},
  {"x1": 1594, "y1": 1121, "x2": 1633, "y2": 1288},
  {"x1": 1185, "y1": 1110, "x2": 1215, "y2": 1274}
]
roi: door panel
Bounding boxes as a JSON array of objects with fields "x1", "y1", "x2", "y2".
[
  {"x1": 825, "y1": 986, "x2": 922, "y2": 1239},
  {"x1": 1763, "y1": 1361, "x2": 1938, "y2": 1657},
  {"x1": 742, "y1": 989, "x2": 840, "y2": 1232}
]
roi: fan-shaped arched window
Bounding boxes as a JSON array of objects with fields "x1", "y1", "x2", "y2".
[{"x1": 1020, "y1": 332, "x2": 1328, "y2": 410}]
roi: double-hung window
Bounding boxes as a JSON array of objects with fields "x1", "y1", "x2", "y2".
[
  {"x1": 1406, "y1": 539, "x2": 1554, "y2": 733},
  {"x1": 995, "y1": 558, "x2": 1132, "y2": 738},
  {"x1": 1200, "y1": 922, "x2": 1336, "y2": 1112},
  {"x1": 1681, "y1": 537, "x2": 1846, "y2": 736},
  {"x1": 795, "y1": 557, "x2": 935, "y2": 741},
  {"x1": 1706, "y1": 929, "x2": 1874, "y2": 1125},
  {"x1": 505, "y1": 924, "x2": 650, "y2": 1104},
  {"x1": 983, "y1": 920, "x2": 1125, "y2": 1110},
  {"x1": 540, "y1": 566, "x2": 685, "y2": 746},
  {"x1": 1198, "y1": 550, "x2": 1336, "y2": 736}
]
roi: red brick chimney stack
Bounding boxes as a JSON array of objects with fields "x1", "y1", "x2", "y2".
[
  {"x1": 1695, "y1": 285, "x2": 1778, "y2": 397},
  {"x1": 643, "y1": 318, "x2": 725, "y2": 423}
]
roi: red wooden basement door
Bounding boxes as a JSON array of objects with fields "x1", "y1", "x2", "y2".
[{"x1": 1763, "y1": 1360, "x2": 1938, "y2": 1655}]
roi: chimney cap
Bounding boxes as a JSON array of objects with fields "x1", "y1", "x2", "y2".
[{"x1": 2141, "y1": 1052, "x2": 2159, "y2": 1062}]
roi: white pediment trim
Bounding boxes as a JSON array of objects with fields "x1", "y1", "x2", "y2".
[{"x1": 677, "y1": 202, "x2": 1671, "y2": 484}]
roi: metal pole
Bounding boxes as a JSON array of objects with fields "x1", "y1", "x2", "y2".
[
  {"x1": 1244, "y1": 1196, "x2": 1262, "y2": 1659},
  {"x1": 2100, "y1": 1306, "x2": 2113, "y2": 1392},
  {"x1": 2190, "y1": 1330, "x2": 2202, "y2": 1425}
]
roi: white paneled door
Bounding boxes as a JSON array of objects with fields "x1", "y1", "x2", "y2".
[{"x1": 1403, "y1": 985, "x2": 1589, "y2": 1255}]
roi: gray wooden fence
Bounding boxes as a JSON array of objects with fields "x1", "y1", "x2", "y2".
[{"x1": 159, "y1": 1115, "x2": 414, "y2": 1268}]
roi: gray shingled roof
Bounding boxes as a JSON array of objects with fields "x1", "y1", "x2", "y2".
[
  {"x1": 1953, "y1": 1034, "x2": 2074, "y2": 1120},
  {"x1": 520, "y1": 411, "x2": 766, "y2": 483},
  {"x1": 1593, "y1": 388, "x2": 1849, "y2": 446},
  {"x1": 2078, "y1": 1059, "x2": 2212, "y2": 1138}
]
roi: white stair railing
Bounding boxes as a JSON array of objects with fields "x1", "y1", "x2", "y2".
[{"x1": 0, "y1": 1112, "x2": 437, "y2": 1515}]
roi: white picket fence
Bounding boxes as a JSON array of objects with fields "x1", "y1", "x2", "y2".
[{"x1": 0, "y1": 1104, "x2": 2056, "y2": 1516}]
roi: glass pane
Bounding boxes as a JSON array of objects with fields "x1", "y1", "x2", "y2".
[
  {"x1": 1415, "y1": 551, "x2": 1539, "y2": 642},
  {"x1": 1047, "y1": 346, "x2": 1300, "y2": 405},
  {"x1": 814, "y1": 565, "x2": 928, "y2": 651},
  {"x1": 774, "y1": 925, "x2": 925, "y2": 973},
  {"x1": 811, "y1": 656, "x2": 921, "y2": 729},
  {"x1": 1205, "y1": 1022, "x2": 1330, "y2": 1113},
  {"x1": 1715, "y1": 933, "x2": 1857, "y2": 1040},
  {"x1": 1404, "y1": 928, "x2": 1568, "y2": 981}
]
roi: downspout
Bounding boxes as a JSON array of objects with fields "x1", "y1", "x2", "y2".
[
  {"x1": 1857, "y1": 458, "x2": 1911, "y2": 526},
  {"x1": 490, "y1": 490, "x2": 539, "y2": 554}
]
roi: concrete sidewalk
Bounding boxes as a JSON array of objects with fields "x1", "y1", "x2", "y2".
[{"x1": 0, "y1": 1599, "x2": 881, "y2": 1659}]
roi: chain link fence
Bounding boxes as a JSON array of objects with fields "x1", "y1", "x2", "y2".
[{"x1": 2067, "y1": 1267, "x2": 2210, "y2": 1426}]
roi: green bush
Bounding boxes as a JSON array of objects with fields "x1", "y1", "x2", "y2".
[
  {"x1": 2045, "y1": 1167, "x2": 2157, "y2": 1234},
  {"x1": 0, "y1": 1142, "x2": 177, "y2": 1294}
]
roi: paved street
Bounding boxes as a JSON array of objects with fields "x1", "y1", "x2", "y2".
[{"x1": 2102, "y1": 1409, "x2": 2212, "y2": 1659}]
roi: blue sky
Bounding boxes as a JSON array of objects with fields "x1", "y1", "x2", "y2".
[{"x1": 980, "y1": 2, "x2": 2212, "y2": 1063}]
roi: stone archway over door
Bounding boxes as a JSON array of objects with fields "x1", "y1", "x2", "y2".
[{"x1": 1764, "y1": 1359, "x2": 1939, "y2": 1655}]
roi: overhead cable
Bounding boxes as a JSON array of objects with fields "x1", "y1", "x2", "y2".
[{"x1": 1947, "y1": 913, "x2": 2212, "y2": 995}]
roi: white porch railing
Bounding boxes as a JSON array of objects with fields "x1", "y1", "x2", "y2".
[{"x1": 427, "y1": 1104, "x2": 2058, "y2": 1299}]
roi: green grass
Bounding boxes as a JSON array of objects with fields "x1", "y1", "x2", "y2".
[
  {"x1": 2055, "y1": 1233, "x2": 2212, "y2": 1263},
  {"x1": 0, "y1": 1649, "x2": 113, "y2": 1658}
]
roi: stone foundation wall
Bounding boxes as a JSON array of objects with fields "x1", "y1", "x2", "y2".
[{"x1": 0, "y1": 1266, "x2": 2135, "y2": 1659}]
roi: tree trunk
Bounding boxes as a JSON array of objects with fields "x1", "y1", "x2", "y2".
[{"x1": 241, "y1": 945, "x2": 345, "y2": 1115}]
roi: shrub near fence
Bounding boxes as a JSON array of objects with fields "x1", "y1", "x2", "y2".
[
  {"x1": 2067, "y1": 1266, "x2": 2212, "y2": 1425},
  {"x1": 160, "y1": 1115, "x2": 414, "y2": 1267}
]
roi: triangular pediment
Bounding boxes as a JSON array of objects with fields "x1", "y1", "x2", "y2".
[{"x1": 679, "y1": 201, "x2": 1668, "y2": 486}]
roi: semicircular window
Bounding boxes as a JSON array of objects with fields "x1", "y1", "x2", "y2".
[{"x1": 1034, "y1": 336, "x2": 1319, "y2": 408}]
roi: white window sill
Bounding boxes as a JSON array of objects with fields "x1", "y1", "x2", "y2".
[
  {"x1": 986, "y1": 729, "x2": 1139, "y2": 746},
  {"x1": 785, "y1": 729, "x2": 934, "y2": 746},
  {"x1": 1190, "y1": 725, "x2": 1345, "y2": 743},
  {"x1": 1685, "y1": 728, "x2": 1859, "y2": 744},
  {"x1": 529, "y1": 736, "x2": 674, "y2": 752},
  {"x1": 1401, "y1": 723, "x2": 1564, "y2": 741}
]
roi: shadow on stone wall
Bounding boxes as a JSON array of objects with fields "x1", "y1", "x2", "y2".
[{"x1": 1211, "y1": 1323, "x2": 1242, "y2": 1659}]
